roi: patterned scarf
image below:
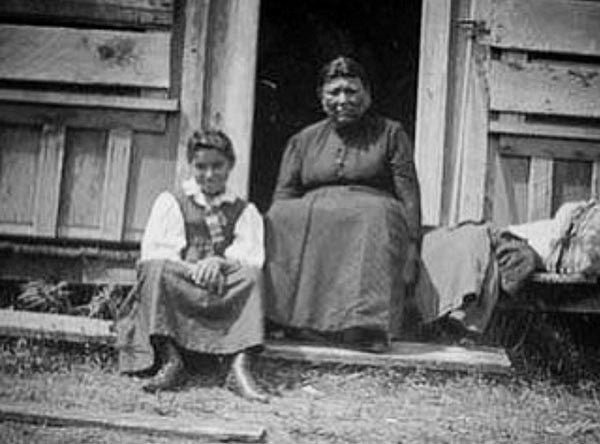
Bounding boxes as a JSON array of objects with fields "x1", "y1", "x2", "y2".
[{"x1": 205, "y1": 205, "x2": 226, "y2": 247}]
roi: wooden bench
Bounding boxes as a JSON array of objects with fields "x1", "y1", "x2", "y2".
[{"x1": 501, "y1": 272, "x2": 600, "y2": 314}]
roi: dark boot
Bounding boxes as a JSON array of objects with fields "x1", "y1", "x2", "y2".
[
  {"x1": 226, "y1": 352, "x2": 269, "y2": 403},
  {"x1": 142, "y1": 338, "x2": 185, "y2": 393},
  {"x1": 341, "y1": 327, "x2": 390, "y2": 353}
]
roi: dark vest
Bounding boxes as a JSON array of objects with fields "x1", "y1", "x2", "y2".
[{"x1": 172, "y1": 190, "x2": 247, "y2": 262}]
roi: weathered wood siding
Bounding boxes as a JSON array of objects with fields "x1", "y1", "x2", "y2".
[
  {"x1": 488, "y1": 0, "x2": 600, "y2": 225},
  {"x1": 417, "y1": 0, "x2": 600, "y2": 226},
  {"x1": 0, "y1": 0, "x2": 178, "y2": 242}
]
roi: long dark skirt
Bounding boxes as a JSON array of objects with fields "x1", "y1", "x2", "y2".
[
  {"x1": 265, "y1": 185, "x2": 409, "y2": 337},
  {"x1": 117, "y1": 259, "x2": 264, "y2": 373}
]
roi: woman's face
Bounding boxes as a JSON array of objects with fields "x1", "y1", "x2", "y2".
[
  {"x1": 190, "y1": 148, "x2": 232, "y2": 196},
  {"x1": 321, "y1": 76, "x2": 371, "y2": 126}
]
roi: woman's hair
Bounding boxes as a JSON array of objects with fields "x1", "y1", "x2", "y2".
[
  {"x1": 318, "y1": 56, "x2": 371, "y2": 94},
  {"x1": 186, "y1": 129, "x2": 235, "y2": 165}
]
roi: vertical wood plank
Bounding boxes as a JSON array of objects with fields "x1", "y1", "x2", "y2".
[
  {"x1": 491, "y1": 152, "x2": 530, "y2": 226},
  {"x1": 527, "y1": 157, "x2": 553, "y2": 221},
  {"x1": 493, "y1": 112, "x2": 530, "y2": 226},
  {"x1": 202, "y1": 0, "x2": 261, "y2": 198},
  {"x1": 455, "y1": 26, "x2": 490, "y2": 222},
  {"x1": 414, "y1": 0, "x2": 452, "y2": 226},
  {"x1": 592, "y1": 161, "x2": 600, "y2": 200},
  {"x1": 100, "y1": 129, "x2": 133, "y2": 241},
  {"x1": 175, "y1": 0, "x2": 211, "y2": 184},
  {"x1": 447, "y1": 0, "x2": 492, "y2": 224},
  {"x1": 0, "y1": 124, "x2": 41, "y2": 228},
  {"x1": 552, "y1": 159, "x2": 592, "y2": 214},
  {"x1": 58, "y1": 129, "x2": 107, "y2": 236},
  {"x1": 33, "y1": 124, "x2": 66, "y2": 236},
  {"x1": 124, "y1": 132, "x2": 177, "y2": 241}
]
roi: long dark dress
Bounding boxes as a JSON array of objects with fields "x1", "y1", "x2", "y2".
[
  {"x1": 117, "y1": 192, "x2": 264, "y2": 373},
  {"x1": 265, "y1": 113, "x2": 421, "y2": 337}
]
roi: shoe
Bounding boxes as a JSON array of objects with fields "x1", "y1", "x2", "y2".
[
  {"x1": 226, "y1": 352, "x2": 269, "y2": 403},
  {"x1": 341, "y1": 327, "x2": 390, "y2": 353},
  {"x1": 142, "y1": 340, "x2": 185, "y2": 393}
]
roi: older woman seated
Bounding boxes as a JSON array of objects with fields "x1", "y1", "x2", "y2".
[{"x1": 264, "y1": 56, "x2": 422, "y2": 351}]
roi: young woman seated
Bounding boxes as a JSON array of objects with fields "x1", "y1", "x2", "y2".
[{"x1": 117, "y1": 129, "x2": 268, "y2": 402}]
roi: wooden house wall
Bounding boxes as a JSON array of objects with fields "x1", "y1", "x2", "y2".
[
  {"x1": 487, "y1": 0, "x2": 600, "y2": 226},
  {"x1": 0, "y1": 0, "x2": 179, "y2": 244},
  {"x1": 416, "y1": 0, "x2": 600, "y2": 227}
]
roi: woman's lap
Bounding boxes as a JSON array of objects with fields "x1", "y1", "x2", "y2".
[
  {"x1": 117, "y1": 259, "x2": 263, "y2": 373},
  {"x1": 265, "y1": 186, "x2": 408, "y2": 334}
]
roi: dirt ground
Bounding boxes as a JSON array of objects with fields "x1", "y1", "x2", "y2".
[{"x1": 1, "y1": 339, "x2": 600, "y2": 443}]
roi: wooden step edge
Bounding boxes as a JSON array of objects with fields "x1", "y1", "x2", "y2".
[
  {"x1": 0, "y1": 400, "x2": 266, "y2": 443},
  {"x1": 0, "y1": 310, "x2": 512, "y2": 375},
  {"x1": 263, "y1": 340, "x2": 512, "y2": 376}
]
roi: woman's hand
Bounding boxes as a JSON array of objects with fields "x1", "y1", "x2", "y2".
[{"x1": 190, "y1": 257, "x2": 226, "y2": 295}]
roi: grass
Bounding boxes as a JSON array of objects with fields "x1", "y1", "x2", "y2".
[{"x1": 1, "y1": 338, "x2": 600, "y2": 443}]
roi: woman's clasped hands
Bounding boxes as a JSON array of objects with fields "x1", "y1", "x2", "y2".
[{"x1": 188, "y1": 256, "x2": 227, "y2": 295}]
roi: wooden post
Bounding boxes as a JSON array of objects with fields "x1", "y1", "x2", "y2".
[
  {"x1": 175, "y1": 0, "x2": 211, "y2": 184},
  {"x1": 202, "y1": 0, "x2": 261, "y2": 197},
  {"x1": 451, "y1": 0, "x2": 492, "y2": 224},
  {"x1": 414, "y1": 0, "x2": 452, "y2": 226}
]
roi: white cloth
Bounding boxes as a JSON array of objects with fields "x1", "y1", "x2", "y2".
[
  {"x1": 508, "y1": 201, "x2": 585, "y2": 266},
  {"x1": 140, "y1": 178, "x2": 265, "y2": 269}
]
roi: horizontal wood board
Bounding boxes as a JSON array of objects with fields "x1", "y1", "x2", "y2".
[
  {"x1": 0, "y1": 89, "x2": 178, "y2": 112},
  {"x1": 0, "y1": 25, "x2": 170, "y2": 88},
  {"x1": 0, "y1": 0, "x2": 173, "y2": 28},
  {"x1": 0, "y1": 103, "x2": 166, "y2": 133},
  {"x1": 498, "y1": 135, "x2": 600, "y2": 161},
  {"x1": 490, "y1": 119, "x2": 600, "y2": 142},
  {"x1": 490, "y1": 0, "x2": 600, "y2": 57},
  {"x1": 490, "y1": 59, "x2": 600, "y2": 118}
]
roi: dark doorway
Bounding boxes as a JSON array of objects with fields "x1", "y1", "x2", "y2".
[{"x1": 249, "y1": 0, "x2": 422, "y2": 211}]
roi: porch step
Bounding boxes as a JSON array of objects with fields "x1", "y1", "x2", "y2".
[
  {"x1": 0, "y1": 309, "x2": 511, "y2": 375},
  {"x1": 263, "y1": 340, "x2": 511, "y2": 375}
]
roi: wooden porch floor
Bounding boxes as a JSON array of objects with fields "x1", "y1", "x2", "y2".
[{"x1": 0, "y1": 309, "x2": 511, "y2": 375}]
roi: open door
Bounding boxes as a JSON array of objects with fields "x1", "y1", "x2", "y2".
[{"x1": 250, "y1": 0, "x2": 422, "y2": 212}]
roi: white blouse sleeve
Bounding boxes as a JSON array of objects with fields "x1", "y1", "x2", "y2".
[
  {"x1": 224, "y1": 203, "x2": 265, "y2": 269},
  {"x1": 140, "y1": 191, "x2": 187, "y2": 262}
]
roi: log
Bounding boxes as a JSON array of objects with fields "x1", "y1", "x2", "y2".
[{"x1": 0, "y1": 401, "x2": 266, "y2": 443}]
